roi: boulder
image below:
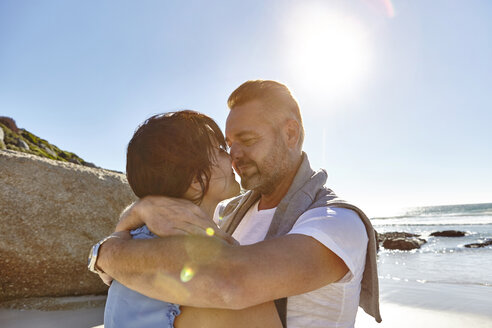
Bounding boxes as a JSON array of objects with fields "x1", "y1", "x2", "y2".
[
  {"x1": 464, "y1": 239, "x2": 492, "y2": 248},
  {"x1": 430, "y1": 230, "x2": 466, "y2": 237},
  {"x1": 382, "y1": 237, "x2": 426, "y2": 251},
  {"x1": 0, "y1": 126, "x2": 4, "y2": 149},
  {"x1": 17, "y1": 138, "x2": 30, "y2": 150},
  {"x1": 0, "y1": 150, "x2": 137, "y2": 302},
  {"x1": 377, "y1": 231, "x2": 420, "y2": 243},
  {"x1": 40, "y1": 144, "x2": 57, "y2": 158}
]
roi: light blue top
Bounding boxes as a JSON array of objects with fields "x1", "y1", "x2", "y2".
[{"x1": 104, "y1": 226, "x2": 181, "y2": 328}]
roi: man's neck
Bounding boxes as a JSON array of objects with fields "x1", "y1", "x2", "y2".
[{"x1": 258, "y1": 156, "x2": 303, "y2": 210}]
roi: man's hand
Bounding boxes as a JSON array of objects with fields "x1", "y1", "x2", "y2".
[
  {"x1": 115, "y1": 196, "x2": 237, "y2": 245},
  {"x1": 96, "y1": 231, "x2": 131, "y2": 286}
]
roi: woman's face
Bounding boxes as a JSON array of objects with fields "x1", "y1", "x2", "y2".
[{"x1": 205, "y1": 145, "x2": 241, "y2": 202}]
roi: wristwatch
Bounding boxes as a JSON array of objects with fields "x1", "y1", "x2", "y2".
[{"x1": 87, "y1": 235, "x2": 120, "y2": 274}]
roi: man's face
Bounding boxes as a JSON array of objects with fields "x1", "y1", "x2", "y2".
[{"x1": 225, "y1": 100, "x2": 290, "y2": 194}]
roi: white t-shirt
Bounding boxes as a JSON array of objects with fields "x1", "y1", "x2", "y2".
[{"x1": 214, "y1": 200, "x2": 368, "y2": 328}]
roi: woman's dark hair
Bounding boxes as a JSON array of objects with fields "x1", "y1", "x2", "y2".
[{"x1": 126, "y1": 110, "x2": 226, "y2": 203}]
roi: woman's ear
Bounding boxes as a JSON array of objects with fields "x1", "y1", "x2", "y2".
[{"x1": 183, "y1": 177, "x2": 203, "y2": 201}]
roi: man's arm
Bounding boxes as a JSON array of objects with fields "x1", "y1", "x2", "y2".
[{"x1": 97, "y1": 232, "x2": 348, "y2": 309}]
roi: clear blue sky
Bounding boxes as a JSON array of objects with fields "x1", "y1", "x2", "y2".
[{"x1": 1, "y1": 0, "x2": 491, "y2": 216}]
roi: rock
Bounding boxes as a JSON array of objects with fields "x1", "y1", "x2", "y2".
[
  {"x1": 0, "y1": 150, "x2": 137, "y2": 302},
  {"x1": 430, "y1": 230, "x2": 466, "y2": 237},
  {"x1": 0, "y1": 126, "x2": 4, "y2": 149},
  {"x1": 83, "y1": 161, "x2": 97, "y2": 168},
  {"x1": 0, "y1": 116, "x2": 18, "y2": 133},
  {"x1": 377, "y1": 231, "x2": 420, "y2": 243},
  {"x1": 40, "y1": 144, "x2": 57, "y2": 158},
  {"x1": 377, "y1": 231, "x2": 422, "y2": 251},
  {"x1": 464, "y1": 239, "x2": 492, "y2": 248},
  {"x1": 68, "y1": 157, "x2": 81, "y2": 165},
  {"x1": 17, "y1": 138, "x2": 30, "y2": 150},
  {"x1": 382, "y1": 237, "x2": 427, "y2": 250}
]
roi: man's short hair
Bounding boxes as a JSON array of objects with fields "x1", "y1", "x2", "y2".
[
  {"x1": 126, "y1": 110, "x2": 226, "y2": 203},
  {"x1": 227, "y1": 80, "x2": 304, "y2": 146}
]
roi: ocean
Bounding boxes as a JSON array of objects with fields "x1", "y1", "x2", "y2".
[{"x1": 370, "y1": 203, "x2": 492, "y2": 320}]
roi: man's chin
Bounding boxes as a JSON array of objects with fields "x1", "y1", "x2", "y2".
[{"x1": 240, "y1": 175, "x2": 260, "y2": 191}]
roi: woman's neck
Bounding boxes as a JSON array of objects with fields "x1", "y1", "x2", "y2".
[{"x1": 197, "y1": 198, "x2": 219, "y2": 221}]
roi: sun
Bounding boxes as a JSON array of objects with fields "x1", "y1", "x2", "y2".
[{"x1": 285, "y1": 5, "x2": 372, "y2": 101}]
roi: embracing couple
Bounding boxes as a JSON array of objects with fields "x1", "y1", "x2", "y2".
[{"x1": 88, "y1": 80, "x2": 382, "y2": 327}]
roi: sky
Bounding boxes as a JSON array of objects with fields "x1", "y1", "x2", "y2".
[{"x1": 1, "y1": 0, "x2": 491, "y2": 217}]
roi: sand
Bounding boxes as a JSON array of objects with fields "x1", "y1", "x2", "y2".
[
  {"x1": 2, "y1": 299, "x2": 491, "y2": 328},
  {"x1": 2, "y1": 279, "x2": 491, "y2": 328},
  {"x1": 355, "y1": 303, "x2": 492, "y2": 328}
]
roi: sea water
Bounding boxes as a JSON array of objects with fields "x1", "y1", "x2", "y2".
[{"x1": 370, "y1": 203, "x2": 492, "y2": 317}]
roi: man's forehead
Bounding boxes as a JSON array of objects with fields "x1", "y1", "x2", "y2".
[{"x1": 225, "y1": 112, "x2": 266, "y2": 138}]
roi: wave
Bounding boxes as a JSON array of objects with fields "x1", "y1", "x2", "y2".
[
  {"x1": 371, "y1": 215, "x2": 492, "y2": 226},
  {"x1": 378, "y1": 275, "x2": 492, "y2": 288},
  {"x1": 373, "y1": 203, "x2": 492, "y2": 220}
]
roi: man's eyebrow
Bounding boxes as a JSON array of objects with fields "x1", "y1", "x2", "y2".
[
  {"x1": 232, "y1": 131, "x2": 258, "y2": 138},
  {"x1": 226, "y1": 131, "x2": 258, "y2": 144}
]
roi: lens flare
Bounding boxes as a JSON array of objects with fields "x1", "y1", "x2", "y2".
[
  {"x1": 180, "y1": 266, "x2": 195, "y2": 282},
  {"x1": 206, "y1": 227, "x2": 215, "y2": 236},
  {"x1": 284, "y1": 3, "x2": 372, "y2": 102}
]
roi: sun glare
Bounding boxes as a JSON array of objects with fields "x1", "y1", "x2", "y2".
[{"x1": 286, "y1": 5, "x2": 372, "y2": 100}]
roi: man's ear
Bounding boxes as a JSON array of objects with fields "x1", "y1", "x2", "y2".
[{"x1": 283, "y1": 119, "x2": 301, "y2": 149}]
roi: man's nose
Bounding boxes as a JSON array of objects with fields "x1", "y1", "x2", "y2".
[{"x1": 229, "y1": 143, "x2": 242, "y2": 161}]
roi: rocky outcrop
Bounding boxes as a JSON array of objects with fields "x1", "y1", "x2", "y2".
[
  {"x1": 0, "y1": 116, "x2": 96, "y2": 168},
  {"x1": 430, "y1": 230, "x2": 466, "y2": 237},
  {"x1": 464, "y1": 239, "x2": 492, "y2": 248},
  {"x1": 377, "y1": 231, "x2": 427, "y2": 251},
  {"x1": 0, "y1": 150, "x2": 136, "y2": 302}
]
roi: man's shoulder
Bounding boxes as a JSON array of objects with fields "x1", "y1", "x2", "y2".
[
  {"x1": 300, "y1": 206, "x2": 364, "y2": 225},
  {"x1": 295, "y1": 200, "x2": 369, "y2": 239},
  {"x1": 214, "y1": 192, "x2": 252, "y2": 224},
  {"x1": 309, "y1": 190, "x2": 369, "y2": 222}
]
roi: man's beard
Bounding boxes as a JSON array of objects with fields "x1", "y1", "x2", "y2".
[{"x1": 239, "y1": 138, "x2": 290, "y2": 195}]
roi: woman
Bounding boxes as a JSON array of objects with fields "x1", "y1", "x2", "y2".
[{"x1": 104, "y1": 110, "x2": 281, "y2": 328}]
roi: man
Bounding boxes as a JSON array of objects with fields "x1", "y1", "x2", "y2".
[{"x1": 92, "y1": 80, "x2": 381, "y2": 327}]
